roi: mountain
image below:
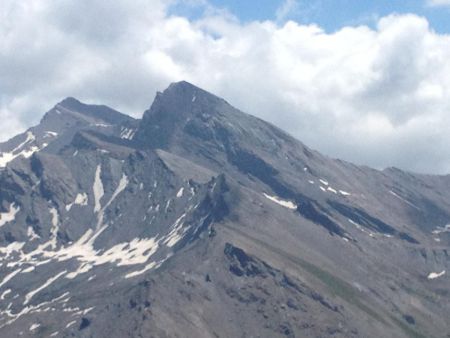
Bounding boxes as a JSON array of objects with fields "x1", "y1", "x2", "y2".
[
  {"x1": 0, "y1": 81, "x2": 448, "y2": 338},
  {"x1": 0, "y1": 97, "x2": 137, "y2": 169}
]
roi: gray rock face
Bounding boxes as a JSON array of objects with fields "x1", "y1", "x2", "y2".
[{"x1": 0, "y1": 81, "x2": 449, "y2": 338}]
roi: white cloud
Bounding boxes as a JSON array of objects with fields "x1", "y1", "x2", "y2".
[
  {"x1": 2, "y1": 1, "x2": 450, "y2": 174},
  {"x1": 275, "y1": 0, "x2": 299, "y2": 22},
  {"x1": 426, "y1": 0, "x2": 450, "y2": 7}
]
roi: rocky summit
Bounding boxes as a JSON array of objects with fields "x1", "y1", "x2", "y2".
[{"x1": 0, "y1": 81, "x2": 449, "y2": 338}]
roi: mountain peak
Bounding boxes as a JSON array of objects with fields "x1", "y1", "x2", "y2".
[
  {"x1": 167, "y1": 80, "x2": 199, "y2": 91},
  {"x1": 49, "y1": 97, "x2": 133, "y2": 125},
  {"x1": 134, "y1": 81, "x2": 229, "y2": 148},
  {"x1": 59, "y1": 96, "x2": 82, "y2": 108},
  {"x1": 160, "y1": 80, "x2": 224, "y2": 106}
]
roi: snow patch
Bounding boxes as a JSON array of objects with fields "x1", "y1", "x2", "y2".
[
  {"x1": 27, "y1": 226, "x2": 40, "y2": 241},
  {"x1": 81, "y1": 307, "x2": 95, "y2": 315},
  {"x1": 348, "y1": 219, "x2": 375, "y2": 237},
  {"x1": 120, "y1": 127, "x2": 136, "y2": 140},
  {"x1": 66, "y1": 193, "x2": 88, "y2": 211},
  {"x1": 432, "y1": 224, "x2": 450, "y2": 235},
  {"x1": 125, "y1": 261, "x2": 159, "y2": 279},
  {"x1": 427, "y1": 270, "x2": 446, "y2": 280},
  {"x1": 0, "y1": 132, "x2": 47, "y2": 168},
  {"x1": 165, "y1": 199, "x2": 171, "y2": 213},
  {"x1": 327, "y1": 187, "x2": 337, "y2": 194},
  {"x1": 0, "y1": 289, "x2": 11, "y2": 300},
  {"x1": 0, "y1": 242, "x2": 25, "y2": 258},
  {"x1": 24, "y1": 270, "x2": 67, "y2": 305},
  {"x1": 93, "y1": 165, "x2": 104, "y2": 213},
  {"x1": 0, "y1": 291, "x2": 70, "y2": 328},
  {"x1": 389, "y1": 190, "x2": 419, "y2": 210},
  {"x1": 108, "y1": 174, "x2": 128, "y2": 208},
  {"x1": 29, "y1": 323, "x2": 40, "y2": 331},
  {"x1": 65, "y1": 264, "x2": 93, "y2": 279},
  {"x1": 22, "y1": 266, "x2": 35, "y2": 273},
  {"x1": 319, "y1": 179, "x2": 329, "y2": 186},
  {"x1": 11, "y1": 131, "x2": 36, "y2": 150},
  {"x1": 164, "y1": 213, "x2": 187, "y2": 247},
  {"x1": 0, "y1": 269, "x2": 22, "y2": 288},
  {"x1": 65, "y1": 320, "x2": 77, "y2": 329},
  {"x1": 44, "y1": 131, "x2": 58, "y2": 138},
  {"x1": 48, "y1": 207, "x2": 59, "y2": 249},
  {"x1": 176, "y1": 187, "x2": 184, "y2": 198},
  {"x1": 0, "y1": 173, "x2": 154, "y2": 282},
  {"x1": 0, "y1": 204, "x2": 20, "y2": 227},
  {"x1": 263, "y1": 193, "x2": 297, "y2": 210}
]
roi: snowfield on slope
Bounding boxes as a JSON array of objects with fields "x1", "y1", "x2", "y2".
[{"x1": 263, "y1": 193, "x2": 297, "y2": 210}]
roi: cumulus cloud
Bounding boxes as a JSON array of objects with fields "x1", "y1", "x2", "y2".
[{"x1": 1, "y1": 1, "x2": 450, "y2": 174}]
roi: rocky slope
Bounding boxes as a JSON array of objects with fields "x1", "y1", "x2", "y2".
[{"x1": 0, "y1": 81, "x2": 448, "y2": 338}]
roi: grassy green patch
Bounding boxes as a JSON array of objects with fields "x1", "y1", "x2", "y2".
[{"x1": 290, "y1": 254, "x2": 388, "y2": 325}]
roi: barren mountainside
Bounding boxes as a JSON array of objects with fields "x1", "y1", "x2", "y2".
[{"x1": 0, "y1": 81, "x2": 449, "y2": 338}]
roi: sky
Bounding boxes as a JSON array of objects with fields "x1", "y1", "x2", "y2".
[
  {"x1": 205, "y1": 0, "x2": 450, "y2": 32},
  {"x1": 1, "y1": 0, "x2": 450, "y2": 174}
]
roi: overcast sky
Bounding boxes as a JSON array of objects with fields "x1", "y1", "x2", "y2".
[{"x1": 2, "y1": 1, "x2": 450, "y2": 174}]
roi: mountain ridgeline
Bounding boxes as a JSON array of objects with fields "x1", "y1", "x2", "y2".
[{"x1": 0, "y1": 81, "x2": 448, "y2": 338}]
